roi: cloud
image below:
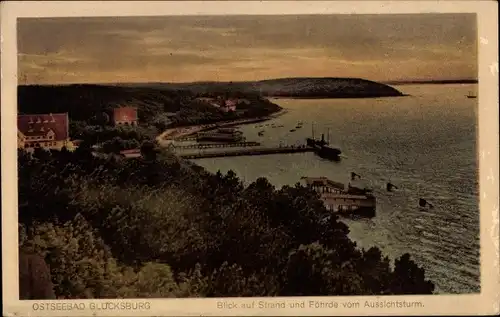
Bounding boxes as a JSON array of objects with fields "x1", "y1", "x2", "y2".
[{"x1": 17, "y1": 14, "x2": 477, "y2": 84}]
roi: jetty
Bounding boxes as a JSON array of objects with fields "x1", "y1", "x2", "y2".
[
  {"x1": 122, "y1": 138, "x2": 342, "y2": 160},
  {"x1": 178, "y1": 146, "x2": 314, "y2": 159},
  {"x1": 173, "y1": 136, "x2": 198, "y2": 142},
  {"x1": 301, "y1": 176, "x2": 376, "y2": 218},
  {"x1": 172, "y1": 141, "x2": 260, "y2": 150}
]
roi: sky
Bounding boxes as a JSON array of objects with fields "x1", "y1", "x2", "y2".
[{"x1": 17, "y1": 14, "x2": 477, "y2": 84}]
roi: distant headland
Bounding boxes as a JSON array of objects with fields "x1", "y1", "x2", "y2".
[{"x1": 109, "y1": 77, "x2": 405, "y2": 99}]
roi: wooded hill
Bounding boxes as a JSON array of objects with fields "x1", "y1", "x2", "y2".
[{"x1": 121, "y1": 77, "x2": 405, "y2": 98}]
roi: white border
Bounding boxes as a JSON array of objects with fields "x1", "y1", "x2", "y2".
[{"x1": 1, "y1": 1, "x2": 499, "y2": 316}]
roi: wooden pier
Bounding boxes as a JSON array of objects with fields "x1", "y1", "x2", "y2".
[
  {"x1": 321, "y1": 193, "x2": 376, "y2": 217},
  {"x1": 120, "y1": 145, "x2": 315, "y2": 159},
  {"x1": 179, "y1": 146, "x2": 315, "y2": 159},
  {"x1": 174, "y1": 136, "x2": 198, "y2": 142},
  {"x1": 301, "y1": 176, "x2": 376, "y2": 218},
  {"x1": 173, "y1": 141, "x2": 261, "y2": 150},
  {"x1": 175, "y1": 133, "x2": 244, "y2": 142}
]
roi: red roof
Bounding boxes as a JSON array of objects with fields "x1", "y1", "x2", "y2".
[
  {"x1": 17, "y1": 113, "x2": 69, "y2": 141},
  {"x1": 225, "y1": 99, "x2": 238, "y2": 107},
  {"x1": 113, "y1": 107, "x2": 137, "y2": 122}
]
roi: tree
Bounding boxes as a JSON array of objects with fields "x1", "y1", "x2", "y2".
[
  {"x1": 19, "y1": 249, "x2": 56, "y2": 299},
  {"x1": 130, "y1": 262, "x2": 180, "y2": 298},
  {"x1": 90, "y1": 112, "x2": 110, "y2": 126},
  {"x1": 357, "y1": 247, "x2": 392, "y2": 295},
  {"x1": 282, "y1": 243, "x2": 335, "y2": 295},
  {"x1": 73, "y1": 182, "x2": 207, "y2": 270},
  {"x1": 140, "y1": 140, "x2": 159, "y2": 161},
  {"x1": 20, "y1": 214, "x2": 191, "y2": 299},
  {"x1": 20, "y1": 214, "x2": 125, "y2": 299},
  {"x1": 203, "y1": 262, "x2": 279, "y2": 297},
  {"x1": 390, "y1": 253, "x2": 435, "y2": 294}
]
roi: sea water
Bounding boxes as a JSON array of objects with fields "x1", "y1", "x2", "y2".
[{"x1": 194, "y1": 84, "x2": 480, "y2": 294}]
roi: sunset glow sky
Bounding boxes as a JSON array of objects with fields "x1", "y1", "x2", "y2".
[{"x1": 17, "y1": 14, "x2": 477, "y2": 84}]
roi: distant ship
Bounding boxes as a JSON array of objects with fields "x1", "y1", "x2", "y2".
[
  {"x1": 315, "y1": 144, "x2": 342, "y2": 161},
  {"x1": 307, "y1": 137, "x2": 327, "y2": 147},
  {"x1": 310, "y1": 127, "x2": 342, "y2": 161},
  {"x1": 466, "y1": 92, "x2": 477, "y2": 99},
  {"x1": 306, "y1": 123, "x2": 327, "y2": 147}
]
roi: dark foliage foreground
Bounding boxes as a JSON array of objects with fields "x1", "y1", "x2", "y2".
[{"x1": 18, "y1": 147, "x2": 435, "y2": 299}]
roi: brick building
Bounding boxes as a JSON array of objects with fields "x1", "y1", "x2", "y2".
[
  {"x1": 113, "y1": 107, "x2": 138, "y2": 126},
  {"x1": 17, "y1": 113, "x2": 72, "y2": 150}
]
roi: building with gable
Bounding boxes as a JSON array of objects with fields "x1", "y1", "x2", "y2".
[
  {"x1": 221, "y1": 99, "x2": 237, "y2": 112},
  {"x1": 112, "y1": 107, "x2": 138, "y2": 126},
  {"x1": 17, "y1": 113, "x2": 72, "y2": 150}
]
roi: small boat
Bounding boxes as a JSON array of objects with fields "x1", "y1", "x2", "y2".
[
  {"x1": 386, "y1": 182, "x2": 398, "y2": 192},
  {"x1": 351, "y1": 172, "x2": 361, "y2": 180},
  {"x1": 466, "y1": 92, "x2": 477, "y2": 99},
  {"x1": 290, "y1": 129, "x2": 296, "y2": 132},
  {"x1": 419, "y1": 198, "x2": 434, "y2": 209},
  {"x1": 258, "y1": 131, "x2": 264, "y2": 136}
]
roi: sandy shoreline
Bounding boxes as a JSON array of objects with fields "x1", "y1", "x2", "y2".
[{"x1": 156, "y1": 108, "x2": 287, "y2": 145}]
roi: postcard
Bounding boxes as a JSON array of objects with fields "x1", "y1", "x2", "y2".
[{"x1": 1, "y1": 1, "x2": 499, "y2": 316}]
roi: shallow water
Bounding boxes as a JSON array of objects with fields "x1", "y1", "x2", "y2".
[{"x1": 194, "y1": 84, "x2": 480, "y2": 294}]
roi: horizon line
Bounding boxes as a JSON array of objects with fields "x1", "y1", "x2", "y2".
[{"x1": 18, "y1": 77, "x2": 479, "y2": 86}]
